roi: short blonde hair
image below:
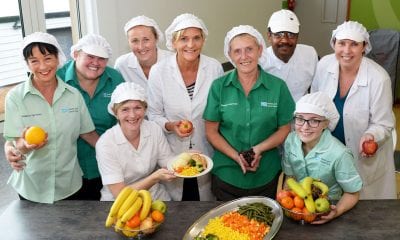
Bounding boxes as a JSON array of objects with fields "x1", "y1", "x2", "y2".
[{"x1": 112, "y1": 100, "x2": 148, "y2": 115}]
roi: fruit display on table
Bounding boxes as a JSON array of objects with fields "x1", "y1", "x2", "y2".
[
  {"x1": 276, "y1": 177, "x2": 330, "y2": 223},
  {"x1": 105, "y1": 187, "x2": 166, "y2": 238}
]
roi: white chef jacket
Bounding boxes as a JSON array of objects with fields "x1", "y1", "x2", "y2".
[
  {"x1": 96, "y1": 120, "x2": 174, "y2": 201},
  {"x1": 260, "y1": 44, "x2": 318, "y2": 102},
  {"x1": 311, "y1": 54, "x2": 396, "y2": 199},
  {"x1": 114, "y1": 48, "x2": 173, "y2": 91},
  {"x1": 147, "y1": 53, "x2": 224, "y2": 201}
]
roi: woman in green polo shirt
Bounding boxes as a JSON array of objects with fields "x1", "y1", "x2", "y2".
[
  {"x1": 203, "y1": 25, "x2": 295, "y2": 200},
  {"x1": 3, "y1": 32, "x2": 98, "y2": 203}
]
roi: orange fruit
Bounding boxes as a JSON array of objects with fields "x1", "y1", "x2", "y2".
[
  {"x1": 293, "y1": 195, "x2": 305, "y2": 209},
  {"x1": 280, "y1": 196, "x2": 294, "y2": 210},
  {"x1": 25, "y1": 126, "x2": 46, "y2": 145},
  {"x1": 302, "y1": 207, "x2": 317, "y2": 223},
  {"x1": 290, "y1": 207, "x2": 303, "y2": 221},
  {"x1": 126, "y1": 214, "x2": 141, "y2": 228},
  {"x1": 151, "y1": 210, "x2": 165, "y2": 223}
]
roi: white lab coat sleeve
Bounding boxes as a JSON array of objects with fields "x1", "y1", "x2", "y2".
[
  {"x1": 364, "y1": 65, "x2": 394, "y2": 143},
  {"x1": 147, "y1": 63, "x2": 170, "y2": 132}
]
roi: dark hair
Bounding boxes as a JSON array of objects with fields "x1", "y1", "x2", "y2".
[{"x1": 23, "y1": 42, "x2": 58, "y2": 60}]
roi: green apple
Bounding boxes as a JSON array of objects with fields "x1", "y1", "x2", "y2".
[
  {"x1": 151, "y1": 199, "x2": 167, "y2": 214},
  {"x1": 314, "y1": 197, "x2": 330, "y2": 213}
]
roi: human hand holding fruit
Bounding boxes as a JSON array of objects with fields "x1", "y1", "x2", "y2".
[
  {"x1": 167, "y1": 120, "x2": 194, "y2": 138},
  {"x1": 14, "y1": 126, "x2": 48, "y2": 155},
  {"x1": 359, "y1": 134, "x2": 378, "y2": 157}
]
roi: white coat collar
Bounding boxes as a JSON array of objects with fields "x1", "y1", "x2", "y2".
[
  {"x1": 127, "y1": 47, "x2": 164, "y2": 70},
  {"x1": 114, "y1": 120, "x2": 151, "y2": 146}
]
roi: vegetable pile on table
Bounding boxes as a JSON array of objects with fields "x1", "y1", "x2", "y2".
[{"x1": 194, "y1": 202, "x2": 275, "y2": 240}]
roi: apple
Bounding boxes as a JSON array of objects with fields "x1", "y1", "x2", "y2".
[
  {"x1": 314, "y1": 197, "x2": 330, "y2": 213},
  {"x1": 362, "y1": 140, "x2": 378, "y2": 155},
  {"x1": 178, "y1": 120, "x2": 193, "y2": 134},
  {"x1": 151, "y1": 199, "x2": 167, "y2": 214},
  {"x1": 276, "y1": 190, "x2": 292, "y2": 203}
]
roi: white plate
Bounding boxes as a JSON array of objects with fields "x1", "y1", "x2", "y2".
[
  {"x1": 183, "y1": 196, "x2": 283, "y2": 240},
  {"x1": 167, "y1": 153, "x2": 213, "y2": 178}
]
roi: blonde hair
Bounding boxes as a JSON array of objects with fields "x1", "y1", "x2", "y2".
[
  {"x1": 112, "y1": 100, "x2": 148, "y2": 115},
  {"x1": 172, "y1": 28, "x2": 205, "y2": 45}
]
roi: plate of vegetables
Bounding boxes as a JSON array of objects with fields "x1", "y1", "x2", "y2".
[
  {"x1": 167, "y1": 152, "x2": 213, "y2": 178},
  {"x1": 183, "y1": 196, "x2": 283, "y2": 240}
]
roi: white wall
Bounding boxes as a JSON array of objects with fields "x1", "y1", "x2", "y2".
[
  {"x1": 295, "y1": 0, "x2": 347, "y2": 57},
  {"x1": 81, "y1": 0, "x2": 282, "y2": 65},
  {"x1": 81, "y1": 0, "x2": 348, "y2": 64}
]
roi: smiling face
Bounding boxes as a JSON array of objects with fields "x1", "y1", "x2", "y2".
[
  {"x1": 334, "y1": 39, "x2": 366, "y2": 70},
  {"x1": 172, "y1": 27, "x2": 205, "y2": 63},
  {"x1": 26, "y1": 46, "x2": 59, "y2": 85},
  {"x1": 127, "y1": 25, "x2": 158, "y2": 66},
  {"x1": 73, "y1": 51, "x2": 108, "y2": 81},
  {"x1": 294, "y1": 113, "x2": 328, "y2": 149},
  {"x1": 267, "y1": 31, "x2": 298, "y2": 63},
  {"x1": 115, "y1": 100, "x2": 146, "y2": 134},
  {"x1": 228, "y1": 34, "x2": 262, "y2": 75}
]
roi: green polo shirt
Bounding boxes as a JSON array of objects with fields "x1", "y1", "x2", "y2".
[
  {"x1": 57, "y1": 61, "x2": 124, "y2": 179},
  {"x1": 3, "y1": 76, "x2": 95, "y2": 203},
  {"x1": 283, "y1": 130, "x2": 363, "y2": 200},
  {"x1": 203, "y1": 66, "x2": 295, "y2": 189}
]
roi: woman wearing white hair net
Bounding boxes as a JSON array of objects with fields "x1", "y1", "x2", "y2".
[
  {"x1": 147, "y1": 13, "x2": 224, "y2": 201},
  {"x1": 3, "y1": 32, "x2": 98, "y2": 203},
  {"x1": 203, "y1": 25, "x2": 295, "y2": 201},
  {"x1": 95, "y1": 82, "x2": 177, "y2": 201},
  {"x1": 114, "y1": 15, "x2": 173, "y2": 90},
  {"x1": 56, "y1": 34, "x2": 124, "y2": 200},
  {"x1": 311, "y1": 21, "x2": 396, "y2": 199},
  {"x1": 283, "y1": 92, "x2": 362, "y2": 224}
]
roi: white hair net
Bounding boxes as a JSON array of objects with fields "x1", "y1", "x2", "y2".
[
  {"x1": 295, "y1": 92, "x2": 340, "y2": 131},
  {"x1": 330, "y1": 21, "x2": 371, "y2": 54},
  {"x1": 267, "y1": 9, "x2": 300, "y2": 33},
  {"x1": 70, "y1": 34, "x2": 112, "y2": 59},
  {"x1": 123, "y1": 15, "x2": 164, "y2": 43},
  {"x1": 224, "y1": 25, "x2": 266, "y2": 66},
  {"x1": 21, "y1": 32, "x2": 66, "y2": 69},
  {"x1": 107, "y1": 82, "x2": 147, "y2": 116},
  {"x1": 165, "y1": 13, "x2": 208, "y2": 51}
]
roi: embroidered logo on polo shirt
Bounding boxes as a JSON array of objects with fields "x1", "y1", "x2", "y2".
[
  {"x1": 60, "y1": 107, "x2": 79, "y2": 113},
  {"x1": 21, "y1": 113, "x2": 42, "y2": 118},
  {"x1": 261, "y1": 102, "x2": 278, "y2": 107},
  {"x1": 103, "y1": 93, "x2": 111, "y2": 98}
]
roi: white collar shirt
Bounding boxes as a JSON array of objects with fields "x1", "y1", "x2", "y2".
[
  {"x1": 96, "y1": 120, "x2": 174, "y2": 201},
  {"x1": 260, "y1": 44, "x2": 318, "y2": 101},
  {"x1": 114, "y1": 48, "x2": 173, "y2": 91}
]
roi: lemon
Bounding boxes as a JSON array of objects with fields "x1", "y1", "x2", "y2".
[{"x1": 25, "y1": 126, "x2": 46, "y2": 145}]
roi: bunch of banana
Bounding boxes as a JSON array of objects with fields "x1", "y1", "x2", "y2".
[
  {"x1": 286, "y1": 177, "x2": 329, "y2": 213},
  {"x1": 105, "y1": 187, "x2": 153, "y2": 233}
]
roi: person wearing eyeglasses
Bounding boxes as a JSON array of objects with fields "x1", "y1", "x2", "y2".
[
  {"x1": 259, "y1": 9, "x2": 318, "y2": 102},
  {"x1": 311, "y1": 21, "x2": 396, "y2": 199},
  {"x1": 282, "y1": 92, "x2": 362, "y2": 224}
]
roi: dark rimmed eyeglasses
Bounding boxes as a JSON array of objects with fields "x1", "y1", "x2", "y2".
[
  {"x1": 294, "y1": 116, "x2": 326, "y2": 128},
  {"x1": 271, "y1": 31, "x2": 298, "y2": 39}
]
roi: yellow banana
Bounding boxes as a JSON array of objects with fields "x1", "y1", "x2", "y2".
[
  {"x1": 286, "y1": 178, "x2": 307, "y2": 199},
  {"x1": 120, "y1": 197, "x2": 143, "y2": 223},
  {"x1": 117, "y1": 189, "x2": 139, "y2": 218},
  {"x1": 138, "y1": 189, "x2": 152, "y2": 220},
  {"x1": 300, "y1": 176, "x2": 314, "y2": 195},
  {"x1": 105, "y1": 186, "x2": 133, "y2": 227},
  {"x1": 313, "y1": 180, "x2": 329, "y2": 196},
  {"x1": 304, "y1": 194, "x2": 316, "y2": 213}
]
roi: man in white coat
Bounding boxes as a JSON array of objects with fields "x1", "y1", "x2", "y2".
[{"x1": 260, "y1": 9, "x2": 318, "y2": 102}]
